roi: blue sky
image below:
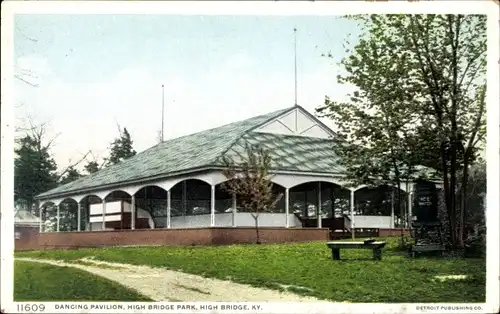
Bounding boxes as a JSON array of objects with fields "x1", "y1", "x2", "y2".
[{"x1": 14, "y1": 14, "x2": 359, "y2": 170}]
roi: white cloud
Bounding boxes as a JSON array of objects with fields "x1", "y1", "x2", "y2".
[{"x1": 14, "y1": 54, "x2": 354, "y2": 172}]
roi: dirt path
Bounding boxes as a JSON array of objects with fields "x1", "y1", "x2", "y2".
[{"x1": 17, "y1": 257, "x2": 324, "y2": 302}]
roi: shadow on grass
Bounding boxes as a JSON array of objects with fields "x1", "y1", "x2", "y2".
[{"x1": 331, "y1": 258, "x2": 383, "y2": 262}]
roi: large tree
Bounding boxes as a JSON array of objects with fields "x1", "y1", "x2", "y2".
[
  {"x1": 318, "y1": 14, "x2": 486, "y2": 249},
  {"x1": 105, "y1": 126, "x2": 137, "y2": 167},
  {"x1": 406, "y1": 15, "x2": 486, "y2": 249}
]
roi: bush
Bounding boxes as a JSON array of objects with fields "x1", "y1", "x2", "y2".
[{"x1": 463, "y1": 197, "x2": 486, "y2": 258}]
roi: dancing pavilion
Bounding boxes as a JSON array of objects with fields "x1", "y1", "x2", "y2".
[{"x1": 35, "y1": 105, "x2": 436, "y2": 236}]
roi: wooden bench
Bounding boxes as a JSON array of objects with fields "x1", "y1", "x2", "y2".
[
  {"x1": 326, "y1": 241, "x2": 386, "y2": 260},
  {"x1": 410, "y1": 244, "x2": 446, "y2": 257}
]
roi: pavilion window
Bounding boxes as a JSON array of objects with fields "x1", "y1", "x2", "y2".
[
  {"x1": 320, "y1": 186, "x2": 332, "y2": 218},
  {"x1": 270, "y1": 196, "x2": 285, "y2": 213},
  {"x1": 214, "y1": 187, "x2": 232, "y2": 213},
  {"x1": 150, "y1": 199, "x2": 169, "y2": 217},
  {"x1": 269, "y1": 184, "x2": 285, "y2": 213},
  {"x1": 289, "y1": 190, "x2": 306, "y2": 218},
  {"x1": 188, "y1": 199, "x2": 210, "y2": 215},
  {"x1": 215, "y1": 198, "x2": 232, "y2": 213},
  {"x1": 169, "y1": 184, "x2": 184, "y2": 217},
  {"x1": 306, "y1": 188, "x2": 317, "y2": 218},
  {"x1": 182, "y1": 180, "x2": 211, "y2": 216},
  {"x1": 170, "y1": 199, "x2": 183, "y2": 217}
]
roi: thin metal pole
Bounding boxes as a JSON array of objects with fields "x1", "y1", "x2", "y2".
[
  {"x1": 293, "y1": 28, "x2": 298, "y2": 106},
  {"x1": 161, "y1": 85, "x2": 165, "y2": 142}
]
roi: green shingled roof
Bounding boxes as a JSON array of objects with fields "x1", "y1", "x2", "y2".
[
  {"x1": 37, "y1": 106, "x2": 343, "y2": 200},
  {"x1": 218, "y1": 132, "x2": 344, "y2": 173}
]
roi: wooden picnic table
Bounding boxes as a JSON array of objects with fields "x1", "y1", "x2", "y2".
[{"x1": 326, "y1": 241, "x2": 386, "y2": 261}]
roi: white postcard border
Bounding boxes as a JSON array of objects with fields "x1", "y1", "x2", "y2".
[{"x1": 1, "y1": 1, "x2": 499, "y2": 313}]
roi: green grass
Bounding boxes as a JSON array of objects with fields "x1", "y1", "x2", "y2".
[
  {"x1": 16, "y1": 237, "x2": 486, "y2": 302},
  {"x1": 14, "y1": 261, "x2": 151, "y2": 301}
]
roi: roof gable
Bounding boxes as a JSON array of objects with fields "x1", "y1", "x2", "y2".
[{"x1": 252, "y1": 106, "x2": 334, "y2": 139}]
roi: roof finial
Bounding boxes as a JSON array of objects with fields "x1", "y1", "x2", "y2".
[{"x1": 161, "y1": 84, "x2": 165, "y2": 142}]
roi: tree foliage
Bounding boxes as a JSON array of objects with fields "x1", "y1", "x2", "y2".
[
  {"x1": 221, "y1": 143, "x2": 282, "y2": 244},
  {"x1": 318, "y1": 14, "x2": 486, "y2": 248},
  {"x1": 105, "y1": 126, "x2": 137, "y2": 167},
  {"x1": 59, "y1": 166, "x2": 82, "y2": 185},
  {"x1": 84, "y1": 161, "x2": 100, "y2": 174},
  {"x1": 14, "y1": 123, "x2": 58, "y2": 213}
]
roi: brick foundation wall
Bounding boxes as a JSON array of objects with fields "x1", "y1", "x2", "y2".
[
  {"x1": 15, "y1": 226, "x2": 40, "y2": 251},
  {"x1": 33, "y1": 227, "x2": 330, "y2": 250},
  {"x1": 378, "y1": 228, "x2": 410, "y2": 237},
  {"x1": 211, "y1": 227, "x2": 329, "y2": 245}
]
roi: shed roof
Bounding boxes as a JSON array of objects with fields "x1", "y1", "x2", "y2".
[
  {"x1": 14, "y1": 208, "x2": 40, "y2": 226},
  {"x1": 37, "y1": 105, "x2": 344, "y2": 200}
]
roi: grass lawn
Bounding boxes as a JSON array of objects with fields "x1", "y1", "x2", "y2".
[
  {"x1": 14, "y1": 261, "x2": 151, "y2": 301},
  {"x1": 16, "y1": 237, "x2": 486, "y2": 303}
]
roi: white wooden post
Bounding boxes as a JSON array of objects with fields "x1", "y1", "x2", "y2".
[
  {"x1": 166, "y1": 190, "x2": 171, "y2": 228},
  {"x1": 77, "y1": 202, "x2": 81, "y2": 232},
  {"x1": 408, "y1": 192, "x2": 413, "y2": 228},
  {"x1": 210, "y1": 185, "x2": 215, "y2": 227},
  {"x1": 56, "y1": 204, "x2": 60, "y2": 232},
  {"x1": 232, "y1": 193, "x2": 237, "y2": 227},
  {"x1": 131, "y1": 195, "x2": 136, "y2": 230},
  {"x1": 39, "y1": 205, "x2": 43, "y2": 233},
  {"x1": 317, "y1": 182, "x2": 322, "y2": 228},
  {"x1": 285, "y1": 188, "x2": 290, "y2": 228},
  {"x1": 102, "y1": 201, "x2": 106, "y2": 230},
  {"x1": 390, "y1": 189, "x2": 395, "y2": 229},
  {"x1": 350, "y1": 189, "x2": 355, "y2": 239}
]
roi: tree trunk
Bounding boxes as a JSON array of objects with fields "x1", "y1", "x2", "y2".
[
  {"x1": 450, "y1": 135, "x2": 460, "y2": 249},
  {"x1": 459, "y1": 159, "x2": 470, "y2": 246},
  {"x1": 440, "y1": 140, "x2": 455, "y2": 248},
  {"x1": 449, "y1": 16, "x2": 462, "y2": 249},
  {"x1": 253, "y1": 215, "x2": 261, "y2": 244}
]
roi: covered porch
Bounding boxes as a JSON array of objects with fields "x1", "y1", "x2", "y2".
[{"x1": 38, "y1": 170, "x2": 417, "y2": 238}]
